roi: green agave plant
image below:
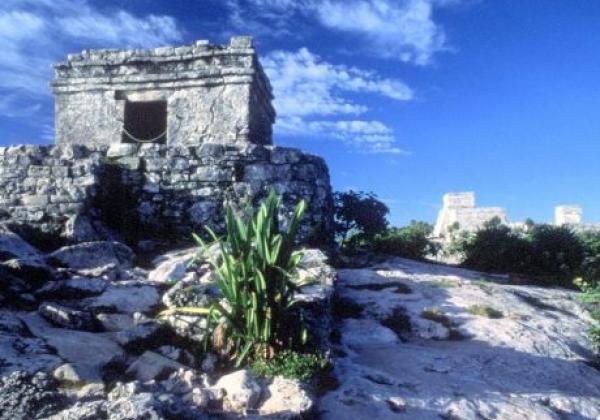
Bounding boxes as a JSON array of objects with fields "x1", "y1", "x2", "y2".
[{"x1": 163, "y1": 190, "x2": 312, "y2": 367}]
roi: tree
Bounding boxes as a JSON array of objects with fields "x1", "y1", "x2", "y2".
[{"x1": 333, "y1": 190, "x2": 389, "y2": 249}]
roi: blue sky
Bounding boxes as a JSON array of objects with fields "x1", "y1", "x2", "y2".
[{"x1": 1, "y1": 0, "x2": 599, "y2": 226}]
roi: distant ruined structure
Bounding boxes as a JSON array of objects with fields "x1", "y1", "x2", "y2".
[
  {"x1": 554, "y1": 205, "x2": 583, "y2": 226},
  {"x1": 434, "y1": 192, "x2": 600, "y2": 238},
  {"x1": 433, "y1": 192, "x2": 507, "y2": 237},
  {"x1": 554, "y1": 205, "x2": 600, "y2": 232},
  {"x1": 0, "y1": 37, "x2": 334, "y2": 247}
]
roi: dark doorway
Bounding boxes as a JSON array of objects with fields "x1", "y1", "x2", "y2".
[{"x1": 122, "y1": 100, "x2": 167, "y2": 144}]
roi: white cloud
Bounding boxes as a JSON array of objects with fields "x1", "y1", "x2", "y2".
[
  {"x1": 0, "y1": 11, "x2": 48, "y2": 92},
  {"x1": 263, "y1": 48, "x2": 412, "y2": 154},
  {"x1": 0, "y1": 0, "x2": 182, "y2": 119},
  {"x1": 316, "y1": 0, "x2": 446, "y2": 65},
  {"x1": 0, "y1": 93, "x2": 42, "y2": 118},
  {"x1": 263, "y1": 48, "x2": 413, "y2": 116},
  {"x1": 228, "y1": 0, "x2": 454, "y2": 64},
  {"x1": 58, "y1": 10, "x2": 182, "y2": 47},
  {"x1": 279, "y1": 117, "x2": 408, "y2": 155}
]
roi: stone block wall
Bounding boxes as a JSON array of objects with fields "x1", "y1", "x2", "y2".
[
  {"x1": 0, "y1": 143, "x2": 333, "y2": 249},
  {"x1": 0, "y1": 145, "x2": 105, "y2": 246},
  {"x1": 101, "y1": 143, "x2": 333, "y2": 244}
]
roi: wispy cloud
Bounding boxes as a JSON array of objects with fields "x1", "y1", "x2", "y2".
[
  {"x1": 227, "y1": 0, "x2": 455, "y2": 64},
  {"x1": 263, "y1": 48, "x2": 412, "y2": 154},
  {"x1": 264, "y1": 48, "x2": 413, "y2": 117},
  {"x1": 0, "y1": 93, "x2": 42, "y2": 118},
  {"x1": 316, "y1": 0, "x2": 447, "y2": 65},
  {"x1": 58, "y1": 9, "x2": 182, "y2": 47},
  {"x1": 0, "y1": 0, "x2": 182, "y2": 120}
]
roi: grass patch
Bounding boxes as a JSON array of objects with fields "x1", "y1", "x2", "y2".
[
  {"x1": 251, "y1": 350, "x2": 331, "y2": 381},
  {"x1": 588, "y1": 326, "x2": 600, "y2": 344},
  {"x1": 420, "y1": 307, "x2": 453, "y2": 328},
  {"x1": 467, "y1": 304, "x2": 504, "y2": 319},
  {"x1": 578, "y1": 288, "x2": 600, "y2": 347},
  {"x1": 426, "y1": 279, "x2": 459, "y2": 289}
]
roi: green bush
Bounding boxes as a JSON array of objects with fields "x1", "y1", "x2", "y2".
[
  {"x1": 578, "y1": 285, "x2": 600, "y2": 348},
  {"x1": 334, "y1": 190, "x2": 389, "y2": 251},
  {"x1": 165, "y1": 191, "x2": 312, "y2": 367},
  {"x1": 529, "y1": 225, "x2": 585, "y2": 276},
  {"x1": 578, "y1": 231, "x2": 600, "y2": 289},
  {"x1": 251, "y1": 349, "x2": 330, "y2": 381},
  {"x1": 455, "y1": 219, "x2": 586, "y2": 286},
  {"x1": 373, "y1": 221, "x2": 440, "y2": 259},
  {"x1": 467, "y1": 304, "x2": 504, "y2": 319},
  {"x1": 461, "y1": 219, "x2": 534, "y2": 274}
]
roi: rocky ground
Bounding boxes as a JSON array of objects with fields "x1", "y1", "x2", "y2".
[
  {"x1": 1, "y1": 221, "x2": 599, "y2": 419},
  {"x1": 0, "y1": 224, "x2": 333, "y2": 419},
  {"x1": 320, "y1": 257, "x2": 600, "y2": 419}
]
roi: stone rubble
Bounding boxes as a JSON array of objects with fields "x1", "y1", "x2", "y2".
[
  {"x1": 0, "y1": 225, "x2": 331, "y2": 419},
  {"x1": 2, "y1": 216, "x2": 600, "y2": 419}
]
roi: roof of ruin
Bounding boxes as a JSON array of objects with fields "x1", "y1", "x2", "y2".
[{"x1": 51, "y1": 36, "x2": 272, "y2": 97}]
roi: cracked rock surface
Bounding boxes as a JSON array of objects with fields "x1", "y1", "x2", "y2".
[{"x1": 320, "y1": 257, "x2": 600, "y2": 419}]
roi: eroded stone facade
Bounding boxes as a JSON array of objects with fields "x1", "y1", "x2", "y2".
[
  {"x1": 52, "y1": 36, "x2": 275, "y2": 147},
  {"x1": 433, "y1": 192, "x2": 508, "y2": 237}
]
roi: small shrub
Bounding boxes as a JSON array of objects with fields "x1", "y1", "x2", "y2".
[
  {"x1": 588, "y1": 326, "x2": 600, "y2": 347},
  {"x1": 452, "y1": 219, "x2": 587, "y2": 287},
  {"x1": 461, "y1": 220, "x2": 533, "y2": 274},
  {"x1": 333, "y1": 190, "x2": 389, "y2": 251},
  {"x1": 529, "y1": 225, "x2": 585, "y2": 277},
  {"x1": 165, "y1": 191, "x2": 311, "y2": 368},
  {"x1": 577, "y1": 282, "x2": 600, "y2": 348},
  {"x1": 373, "y1": 221, "x2": 440, "y2": 260},
  {"x1": 578, "y1": 231, "x2": 600, "y2": 289},
  {"x1": 467, "y1": 304, "x2": 503, "y2": 319},
  {"x1": 251, "y1": 350, "x2": 330, "y2": 381}
]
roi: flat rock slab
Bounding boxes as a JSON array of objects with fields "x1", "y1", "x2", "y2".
[
  {"x1": 0, "y1": 225, "x2": 42, "y2": 262},
  {"x1": 126, "y1": 350, "x2": 186, "y2": 382},
  {"x1": 80, "y1": 285, "x2": 159, "y2": 314},
  {"x1": 0, "y1": 310, "x2": 62, "y2": 376},
  {"x1": 47, "y1": 241, "x2": 134, "y2": 270},
  {"x1": 18, "y1": 312, "x2": 124, "y2": 382},
  {"x1": 321, "y1": 257, "x2": 600, "y2": 419}
]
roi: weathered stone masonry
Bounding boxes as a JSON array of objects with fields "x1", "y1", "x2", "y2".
[
  {"x1": 0, "y1": 145, "x2": 104, "y2": 246},
  {"x1": 100, "y1": 142, "x2": 333, "y2": 244},
  {"x1": 0, "y1": 37, "x2": 334, "y2": 247},
  {"x1": 52, "y1": 36, "x2": 275, "y2": 147},
  {"x1": 0, "y1": 142, "x2": 332, "y2": 246}
]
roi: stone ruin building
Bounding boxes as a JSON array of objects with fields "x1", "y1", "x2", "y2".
[
  {"x1": 555, "y1": 205, "x2": 600, "y2": 232},
  {"x1": 434, "y1": 193, "x2": 600, "y2": 237},
  {"x1": 555, "y1": 205, "x2": 583, "y2": 226},
  {"x1": 0, "y1": 36, "x2": 333, "y2": 249},
  {"x1": 433, "y1": 192, "x2": 508, "y2": 238}
]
